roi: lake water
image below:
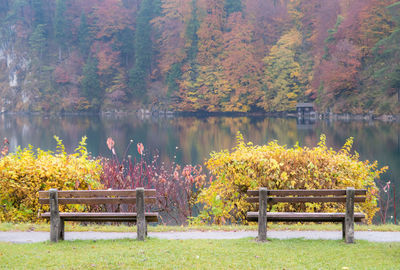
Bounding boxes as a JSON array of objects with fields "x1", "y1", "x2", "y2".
[{"x1": 1, "y1": 114, "x2": 399, "y2": 222}]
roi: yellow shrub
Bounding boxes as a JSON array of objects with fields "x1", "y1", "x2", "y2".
[
  {"x1": 196, "y1": 133, "x2": 385, "y2": 224},
  {"x1": 0, "y1": 136, "x2": 103, "y2": 222}
]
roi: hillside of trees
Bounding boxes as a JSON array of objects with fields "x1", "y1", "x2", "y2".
[{"x1": 0, "y1": 0, "x2": 399, "y2": 114}]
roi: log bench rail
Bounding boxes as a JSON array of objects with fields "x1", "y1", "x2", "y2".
[
  {"x1": 39, "y1": 188, "x2": 158, "y2": 242},
  {"x1": 246, "y1": 188, "x2": 366, "y2": 243}
]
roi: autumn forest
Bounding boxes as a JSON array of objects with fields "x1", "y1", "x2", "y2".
[{"x1": 0, "y1": 0, "x2": 399, "y2": 114}]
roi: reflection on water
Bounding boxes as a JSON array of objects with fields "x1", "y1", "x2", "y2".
[{"x1": 1, "y1": 114, "x2": 399, "y2": 220}]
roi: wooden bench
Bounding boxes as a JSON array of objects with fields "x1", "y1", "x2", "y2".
[
  {"x1": 246, "y1": 187, "x2": 366, "y2": 243},
  {"x1": 39, "y1": 188, "x2": 158, "y2": 242}
]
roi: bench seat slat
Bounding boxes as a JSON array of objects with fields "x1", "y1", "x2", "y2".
[
  {"x1": 40, "y1": 212, "x2": 159, "y2": 223},
  {"x1": 246, "y1": 196, "x2": 366, "y2": 203},
  {"x1": 39, "y1": 189, "x2": 156, "y2": 199},
  {"x1": 38, "y1": 197, "x2": 157, "y2": 205},
  {"x1": 246, "y1": 212, "x2": 365, "y2": 222}
]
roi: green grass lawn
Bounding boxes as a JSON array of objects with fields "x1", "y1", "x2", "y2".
[
  {"x1": 0, "y1": 238, "x2": 398, "y2": 269},
  {"x1": 0, "y1": 222, "x2": 399, "y2": 232}
]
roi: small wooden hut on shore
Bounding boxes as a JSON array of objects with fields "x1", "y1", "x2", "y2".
[{"x1": 296, "y1": 103, "x2": 316, "y2": 118}]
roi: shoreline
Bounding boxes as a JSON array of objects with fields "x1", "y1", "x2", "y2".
[{"x1": 1, "y1": 110, "x2": 399, "y2": 122}]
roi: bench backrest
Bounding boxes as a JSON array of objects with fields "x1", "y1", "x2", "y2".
[
  {"x1": 38, "y1": 189, "x2": 157, "y2": 205},
  {"x1": 246, "y1": 189, "x2": 366, "y2": 204}
]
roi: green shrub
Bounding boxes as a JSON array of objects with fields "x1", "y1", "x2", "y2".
[
  {"x1": 0, "y1": 136, "x2": 102, "y2": 222},
  {"x1": 195, "y1": 133, "x2": 386, "y2": 224}
]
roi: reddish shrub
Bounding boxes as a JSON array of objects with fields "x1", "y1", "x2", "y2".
[{"x1": 100, "y1": 138, "x2": 207, "y2": 225}]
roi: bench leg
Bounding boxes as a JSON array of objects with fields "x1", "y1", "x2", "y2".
[
  {"x1": 50, "y1": 189, "x2": 60, "y2": 243},
  {"x1": 258, "y1": 188, "x2": 268, "y2": 242},
  {"x1": 59, "y1": 219, "x2": 65, "y2": 241},
  {"x1": 342, "y1": 221, "x2": 346, "y2": 240},
  {"x1": 136, "y1": 188, "x2": 146, "y2": 241},
  {"x1": 345, "y1": 187, "x2": 355, "y2": 244}
]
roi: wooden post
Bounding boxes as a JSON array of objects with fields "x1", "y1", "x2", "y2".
[
  {"x1": 136, "y1": 188, "x2": 146, "y2": 241},
  {"x1": 49, "y1": 189, "x2": 61, "y2": 243},
  {"x1": 258, "y1": 188, "x2": 268, "y2": 242},
  {"x1": 345, "y1": 187, "x2": 355, "y2": 243}
]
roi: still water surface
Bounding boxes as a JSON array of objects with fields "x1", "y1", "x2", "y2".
[{"x1": 1, "y1": 114, "x2": 399, "y2": 220}]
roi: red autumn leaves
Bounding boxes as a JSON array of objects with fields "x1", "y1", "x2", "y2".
[
  {"x1": 107, "y1": 137, "x2": 144, "y2": 156},
  {"x1": 1, "y1": 138, "x2": 9, "y2": 157},
  {"x1": 137, "y1": 143, "x2": 144, "y2": 155},
  {"x1": 106, "y1": 137, "x2": 116, "y2": 155}
]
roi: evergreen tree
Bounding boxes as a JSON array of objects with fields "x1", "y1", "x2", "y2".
[
  {"x1": 54, "y1": 0, "x2": 67, "y2": 44},
  {"x1": 129, "y1": 0, "x2": 161, "y2": 97},
  {"x1": 3, "y1": 0, "x2": 25, "y2": 23},
  {"x1": 128, "y1": 67, "x2": 147, "y2": 97},
  {"x1": 115, "y1": 27, "x2": 135, "y2": 67},
  {"x1": 54, "y1": 0, "x2": 69, "y2": 59},
  {"x1": 166, "y1": 62, "x2": 182, "y2": 95},
  {"x1": 81, "y1": 57, "x2": 102, "y2": 107},
  {"x1": 29, "y1": 24, "x2": 47, "y2": 59},
  {"x1": 391, "y1": 66, "x2": 400, "y2": 102},
  {"x1": 32, "y1": 0, "x2": 45, "y2": 26},
  {"x1": 185, "y1": 0, "x2": 199, "y2": 62},
  {"x1": 0, "y1": 0, "x2": 9, "y2": 17},
  {"x1": 224, "y1": 0, "x2": 242, "y2": 16},
  {"x1": 390, "y1": 66, "x2": 400, "y2": 89},
  {"x1": 78, "y1": 12, "x2": 90, "y2": 57},
  {"x1": 386, "y1": 2, "x2": 400, "y2": 94}
]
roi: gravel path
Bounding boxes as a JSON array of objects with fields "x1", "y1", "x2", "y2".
[{"x1": 1, "y1": 230, "x2": 400, "y2": 243}]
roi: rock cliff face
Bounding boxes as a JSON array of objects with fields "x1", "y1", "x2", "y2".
[{"x1": 0, "y1": 24, "x2": 33, "y2": 112}]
